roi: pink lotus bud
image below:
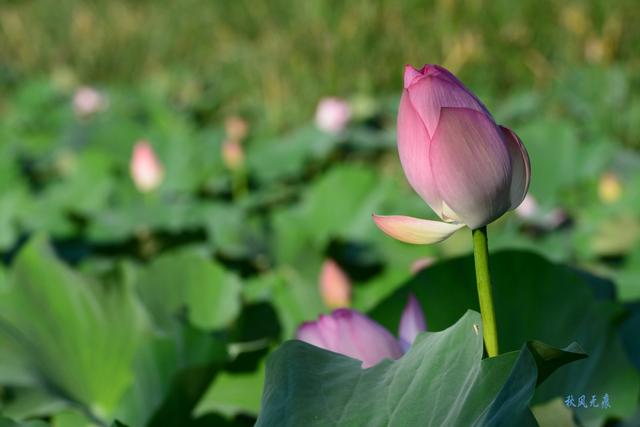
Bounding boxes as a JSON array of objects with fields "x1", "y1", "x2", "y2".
[
  {"x1": 515, "y1": 194, "x2": 539, "y2": 220},
  {"x1": 410, "y1": 257, "x2": 436, "y2": 274},
  {"x1": 222, "y1": 139, "x2": 245, "y2": 171},
  {"x1": 314, "y1": 97, "x2": 352, "y2": 134},
  {"x1": 319, "y1": 259, "x2": 351, "y2": 309},
  {"x1": 130, "y1": 141, "x2": 164, "y2": 192},
  {"x1": 225, "y1": 116, "x2": 249, "y2": 141},
  {"x1": 373, "y1": 64, "x2": 531, "y2": 244},
  {"x1": 296, "y1": 295, "x2": 426, "y2": 368},
  {"x1": 542, "y1": 208, "x2": 568, "y2": 230},
  {"x1": 516, "y1": 194, "x2": 567, "y2": 230},
  {"x1": 73, "y1": 86, "x2": 106, "y2": 118},
  {"x1": 398, "y1": 294, "x2": 426, "y2": 351}
]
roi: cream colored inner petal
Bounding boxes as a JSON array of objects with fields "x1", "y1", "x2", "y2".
[{"x1": 441, "y1": 201, "x2": 463, "y2": 223}]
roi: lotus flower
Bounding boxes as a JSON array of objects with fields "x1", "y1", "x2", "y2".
[
  {"x1": 225, "y1": 115, "x2": 249, "y2": 141},
  {"x1": 373, "y1": 64, "x2": 531, "y2": 244},
  {"x1": 130, "y1": 140, "x2": 164, "y2": 192},
  {"x1": 515, "y1": 193, "x2": 539, "y2": 220},
  {"x1": 315, "y1": 97, "x2": 352, "y2": 134},
  {"x1": 516, "y1": 194, "x2": 568, "y2": 230},
  {"x1": 319, "y1": 259, "x2": 351, "y2": 309},
  {"x1": 297, "y1": 294, "x2": 426, "y2": 368},
  {"x1": 410, "y1": 257, "x2": 436, "y2": 274},
  {"x1": 73, "y1": 86, "x2": 106, "y2": 118},
  {"x1": 222, "y1": 139, "x2": 245, "y2": 171}
]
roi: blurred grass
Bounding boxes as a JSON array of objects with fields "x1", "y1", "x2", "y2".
[{"x1": 1, "y1": 0, "x2": 639, "y2": 133}]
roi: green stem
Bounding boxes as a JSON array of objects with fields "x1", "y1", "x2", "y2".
[
  {"x1": 472, "y1": 226, "x2": 499, "y2": 357},
  {"x1": 231, "y1": 168, "x2": 248, "y2": 200}
]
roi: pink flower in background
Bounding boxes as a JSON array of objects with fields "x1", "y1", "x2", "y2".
[
  {"x1": 130, "y1": 141, "x2": 164, "y2": 192},
  {"x1": 373, "y1": 64, "x2": 530, "y2": 244},
  {"x1": 397, "y1": 294, "x2": 426, "y2": 351},
  {"x1": 297, "y1": 294, "x2": 426, "y2": 368},
  {"x1": 73, "y1": 86, "x2": 106, "y2": 118},
  {"x1": 410, "y1": 257, "x2": 437, "y2": 274},
  {"x1": 544, "y1": 208, "x2": 568, "y2": 229},
  {"x1": 516, "y1": 194, "x2": 568, "y2": 230},
  {"x1": 222, "y1": 139, "x2": 245, "y2": 171},
  {"x1": 319, "y1": 259, "x2": 351, "y2": 309},
  {"x1": 515, "y1": 193, "x2": 539, "y2": 220},
  {"x1": 225, "y1": 115, "x2": 249, "y2": 142},
  {"x1": 315, "y1": 97, "x2": 352, "y2": 134}
]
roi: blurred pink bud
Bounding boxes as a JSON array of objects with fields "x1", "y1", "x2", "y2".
[
  {"x1": 515, "y1": 194, "x2": 539, "y2": 220},
  {"x1": 222, "y1": 139, "x2": 245, "y2": 171},
  {"x1": 516, "y1": 194, "x2": 567, "y2": 229},
  {"x1": 398, "y1": 294, "x2": 426, "y2": 351},
  {"x1": 319, "y1": 259, "x2": 351, "y2": 309},
  {"x1": 296, "y1": 294, "x2": 426, "y2": 368},
  {"x1": 314, "y1": 97, "x2": 352, "y2": 134},
  {"x1": 73, "y1": 86, "x2": 106, "y2": 117},
  {"x1": 374, "y1": 64, "x2": 531, "y2": 244},
  {"x1": 225, "y1": 116, "x2": 249, "y2": 141},
  {"x1": 130, "y1": 141, "x2": 164, "y2": 192},
  {"x1": 543, "y1": 208, "x2": 568, "y2": 229},
  {"x1": 410, "y1": 257, "x2": 436, "y2": 274}
]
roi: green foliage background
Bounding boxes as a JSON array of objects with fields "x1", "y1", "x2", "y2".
[{"x1": 0, "y1": 1, "x2": 639, "y2": 426}]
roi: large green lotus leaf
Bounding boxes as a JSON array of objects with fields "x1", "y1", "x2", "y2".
[
  {"x1": 50, "y1": 409, "x2": 98, "y2": 427},
  {"x1": 242, "y1": 270, "x2": 324, "y2": 339},
  {"x1": 4, "y1": 80, "x2": 70, "y2": 155},
  {"x1": 0, "y1": 236, "x2": 144, "y2": 418},
  {"x1": 615, "y1": 245, "x2": 640, "y2": 301},
  {"x1": 369, "y1": 251, "x2": 640, "y2": 426},
  {"x1": 247, "y1": 126, "x2": 339, "y2": 184},
  {"x1": 517, "y1": 119, "x2": 581, "y2": 204},
  {"x1": 135, "y1": 250, "x2": 242, "y2": 331},
  {"x1": 0, "y1": 332, "x2": 35, "y2": 387},
  {"x1": 0, "y1": 144, "x2": 27, "y2": 250},
  {"x1": 38, "y1": 149, "x2": 114, "y2": 218},
  {"x1": 114, "y1": 321, "x2": 229, "y2": 427},
  {"x1": 0, "y1": 189, "x2": 23, "y2": 251},
  {"x1": 88, "y1": 199, "x2": 214, "y2": 243},
  {"x1": 0, "y1": 417, "x2": 49, "y2": 427},
  {"x1": 0, "y1": 388, "x2": 67, "y2": 422},
  {"x1": 621, "y1": 305, "x2": 640, "y2": 372},
  {"x1": 271, "y1": 164, "x2": 432, "y2": 278},
  {"x1": 204, "y1": 203, "x2": 266, "y2": 260},
  {"x1": 489, "y1": 221, "x2": 574, "y2": 264},
  {"x1": 531, "y1": 398, "x2": 579, "y2": 427},
  {"x1": 256, "y1": 311, "x2": 585, "y2": 427},
  {"x1": 271, "y1": 165, "x2": 381, "y2": 262},
  {"x1": 194, "y1": 361, "x2": 265, "y2": 418}
]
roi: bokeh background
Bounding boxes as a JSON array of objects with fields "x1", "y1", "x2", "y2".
[{"x1": 0, "y1": 1, "x2": 639, "y2": 426}]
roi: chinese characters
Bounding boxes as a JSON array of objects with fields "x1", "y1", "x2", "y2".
[{"x1": 564, "y1": 393, "x2": 611, "y2": 409}]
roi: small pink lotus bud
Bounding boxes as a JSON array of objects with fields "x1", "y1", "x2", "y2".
[
  {"x1": 373, "y1": 64, "x2": 531, "y2": 245},
  {"x1": 225, "y1": 116, "x2": 249, "y2": 141},
  {"x1": 542, "y1": 208, "x2": 568, "y2": 229},
  {"x1": 296, "y1": 295, "x2": 425, "y2": 368},
  {"x1": 398, "y1": 294, "x2": 426, "y2": 351},
  {"x1": 598, "y1": 172, "x2": 622, "y2": 203},
  {"x1": 516, "y1": 194, "x2": 567, "y2": 229},
  {"x1": 410, "y1": 257, "x2": 436, "y2": 274},
  {"x1": 319, "y1": 259, "x2": 351, "y2": 309},
  {"x1": 515, "y1": 194, "x2": 539, "y2": 220},
  {"x1": 130, "y1": 141, "x2": 164, "y2": 192},
  {"x1": 222, "y1": 139, "x2": 245, "y2": 171},
  {"x1": 314, "y1": 97, "x2": 352, "y2": 134},
  {"x1": 73, "y1": 86, "x2": 106, "y2": 118}
]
